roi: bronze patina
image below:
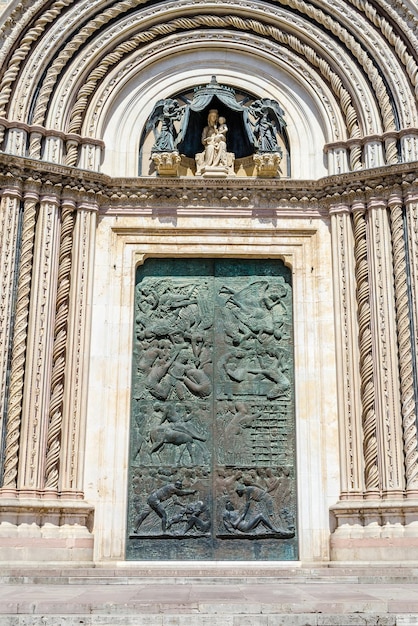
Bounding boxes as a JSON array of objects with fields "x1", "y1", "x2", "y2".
[{"x1": 126, "y1": 258, "x2": 297, "y2": 560}]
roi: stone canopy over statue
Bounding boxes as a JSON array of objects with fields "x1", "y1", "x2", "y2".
[{"x1": 144, "y1": 77, "x2": 287, "y2": 178}]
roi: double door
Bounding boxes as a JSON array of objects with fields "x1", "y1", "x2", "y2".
[{"x1": 126, "y1": 258, "x2": 297, "y2": 560}]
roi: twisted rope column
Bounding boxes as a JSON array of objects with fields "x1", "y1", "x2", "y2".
[
  {"x1": 0, "y1": 186, "x2": 22, "y2": 480},
  {"x1": 352, "y1": 200, "x2": 379, "y2": 497},
  {"x1": 0, "y1": 0, "x2": 75, "y2": 117},
  {"x1": 388, "y1": 191, "x2": 418, "y2": 495},
  {"x1": 44, "y1": 198, "x2": 76, "y2": 492},
  {"x1": 404, "y1": 190, "x2": 418, "y2": 497},
  {"x1": 1, "y1": 189, "x2": 38, "y2": 490},
  {"x1": 16, "y1": 191, "x2": 61, "y2": 491}
]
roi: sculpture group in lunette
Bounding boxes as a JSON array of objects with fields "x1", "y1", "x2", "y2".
[{"x1": 144, "y1": 77, "x2": 286, "y2": 177}]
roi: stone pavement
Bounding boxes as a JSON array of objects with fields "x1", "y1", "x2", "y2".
[{"x1": 1, "y1": 566, "x2": 418, "y2": 625}]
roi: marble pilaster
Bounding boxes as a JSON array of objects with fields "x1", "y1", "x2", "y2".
[{"x1": 329, "y1": 202, "x2": 363, "y2": 499}]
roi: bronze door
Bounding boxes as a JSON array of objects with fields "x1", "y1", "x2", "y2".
[{"x1": 126, "y1": 258, "x2": 297, "y2": 560}]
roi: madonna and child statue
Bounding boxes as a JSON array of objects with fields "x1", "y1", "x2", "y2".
[
  {"x1": 195, "y1": 109, "x2": 231, "y2": 176},
  {"x1": 144, "y1": 76, "x2": 286, "y2": 178}
]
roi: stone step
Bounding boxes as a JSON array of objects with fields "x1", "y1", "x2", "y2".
[
  {"x1": 1, "y1": 566, "x2": 418, "y2": 625},
  {"x1": 1, "y1": 565, "x2": 418, "y2": 584}
]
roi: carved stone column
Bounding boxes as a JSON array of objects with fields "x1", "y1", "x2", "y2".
[
  {"x1": 59, "y1": 199, "x2": 98, "y2": 498},
  {"x1": 1, "y1": 186, "x2": 38, "y2": 493},
  {"x1": 17, "y1": 189, "x2": 61, "y2": 493},
  {"x1": 0, "y1": 185, "x2": 22, "y2": 477},
  {"x1": 0, "y1": 186, "x2": 95, "y2": 557},
  {"x1": 404, "y1": 189, "x2": 418, "y2": 497},
  {"x1": 329, "y1": 202, "x2": 363, "y2": 499},
  {"x1": 43, "y1": 196, "x2": 76, "y2": 495},
  {"x1": 367, "y1": 195, "x2": 403, "y2": 498}
]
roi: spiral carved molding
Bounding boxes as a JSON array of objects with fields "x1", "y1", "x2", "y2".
[
  {"x1": 389, "y1": 196, "x2": 418, "y2": 493},
  {"x1": 31, "y1": 0, "x2": 150, "y2": 128},
  {"x1": 2, "y1": 195, "x2": 37, "y2": 488},
  {"x1": 66, "y1": 14, "x2": 361, "y2": 148},
  {"x1": 44, "y1": 201, "x2": 75, "y2": 490},
  {"x1": 0, "y1": 0, "x2": 415, "y2": 159},
  {"x1": 0, "y1": 0, "x2": 75, "y2": 117},
  {"x1": 353, "y1": 206, "x2": 380, "y2": 494},
  {"x1": 26, "y1": 0, "x2": 395, "y2": 139}
]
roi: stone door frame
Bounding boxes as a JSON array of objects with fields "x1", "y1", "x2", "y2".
[{"x1": 85, "y1": 217, "x2": 339, "y2": 563}]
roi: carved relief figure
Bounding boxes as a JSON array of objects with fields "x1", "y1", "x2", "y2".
[
  {"x1": 223, "y1": 499, "x2": 278, "y2": 534},
  {"x1": 134, "y1": 479, "x2": 197, "y2": 534},
  {"x1": 134, "y1": 279, "x2": 213, "y2": 402},
  {"x1": 167, "y1": 499, "x2": 211, "y2": 534},
  {"x1": 219, "y1": 471, "x2": 295, "y2": 538},
  {"x1": 150, "y1": 404, "x2": 209, "y2": 465},
  {"x1": 221, "y1": 280, "x2": 287, "y2": 340}
]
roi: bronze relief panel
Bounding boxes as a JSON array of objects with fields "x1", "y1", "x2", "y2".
[{"x1": 126, "y1": 259, "x2": 297, "y2": 560}]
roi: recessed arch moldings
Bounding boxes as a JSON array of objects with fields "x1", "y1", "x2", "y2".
[
  {"x1": 43, "y1": 9, "x2": 366, "y2": 140},
  {"x1": 0, "y1": 0, "x2": 401, "y2": 127},
  {"x1": 1, "y1": 0, "x2": 417, "y2": 135},
  {"x1": 0, "y1": 0, "x2": 416, "y2": 174}
]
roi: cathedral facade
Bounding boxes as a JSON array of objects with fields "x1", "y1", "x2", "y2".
[{"x1": 0, "y1": 0, "x2": 418, "y2": 565}]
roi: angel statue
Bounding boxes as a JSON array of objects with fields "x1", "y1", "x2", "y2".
[
  {"x1": 146, "y1": 99, "x2": 184, "y2": 152},
  {"x1": 249, "y1": 99, "x2": 286, "y2": 153}
]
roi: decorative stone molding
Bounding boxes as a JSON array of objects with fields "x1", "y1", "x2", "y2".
[
  {"x1": 5, "y1": 0, "x2": 416, "y2": 148},
  {"x1": 18, "y1": 191, "x2": 61, "y2": 492},
  {"x1": 325, "y1": 130, "x2": 418, "y2": 171},
  {"x1": 44, "y1": 198, "x2": 76, "y2": 493},
  {"x1": 0, "y1": 498, "x2": 94, "y2": 529},
  {"x1": 388, "y1": 191, "x2": 418, "y2": 497},
  {"x1": 60, "y1": 199, "x2": 97, "y2": 495},
  {"x1": 62, "y1": 12, "x2": 361, "y2": 165},
  {"x1": 0, "y1": 153, "x2": 418, "y2": 212},
  {"x1": 0, "y1": 498, "x2": 94, "y2": 562},
  {"x1": 0, "y1": 118, "x2": 105, "y2": 167},
  {"x1": 352, "y1": 199, "x2": 379, "y2": 498},
  {"x1": 0, "y1": 185, "x2": 22, "y2": 476},
  {"x1": 1, "y1": 189, "x2": 38, "y2": 491},
  {"x1": 366, "y1": 195, "x2": 403, "y2": 498},
  {"x1": 5, "y1": 128, "x2": 27, "y2": 157},
  {"x1": 329, "y1": 202, "x2": 363, "y2": 498}
]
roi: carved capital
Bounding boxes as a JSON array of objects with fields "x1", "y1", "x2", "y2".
[
  {"x1": 387, "y1": 190, "x2": 403, "y2": 209},
  {"x1": 328, "y1": 202, "x2": 350, "y2": 216},
  {"x1": 152, "y1": 151, "x2": 181, "y2": 177},
  {"x1": 351, "y1": 199, "x2": 366, "y2": 214},
  {"x1": 253, "y1": 152, "x2": 282, "y2": 178}
]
